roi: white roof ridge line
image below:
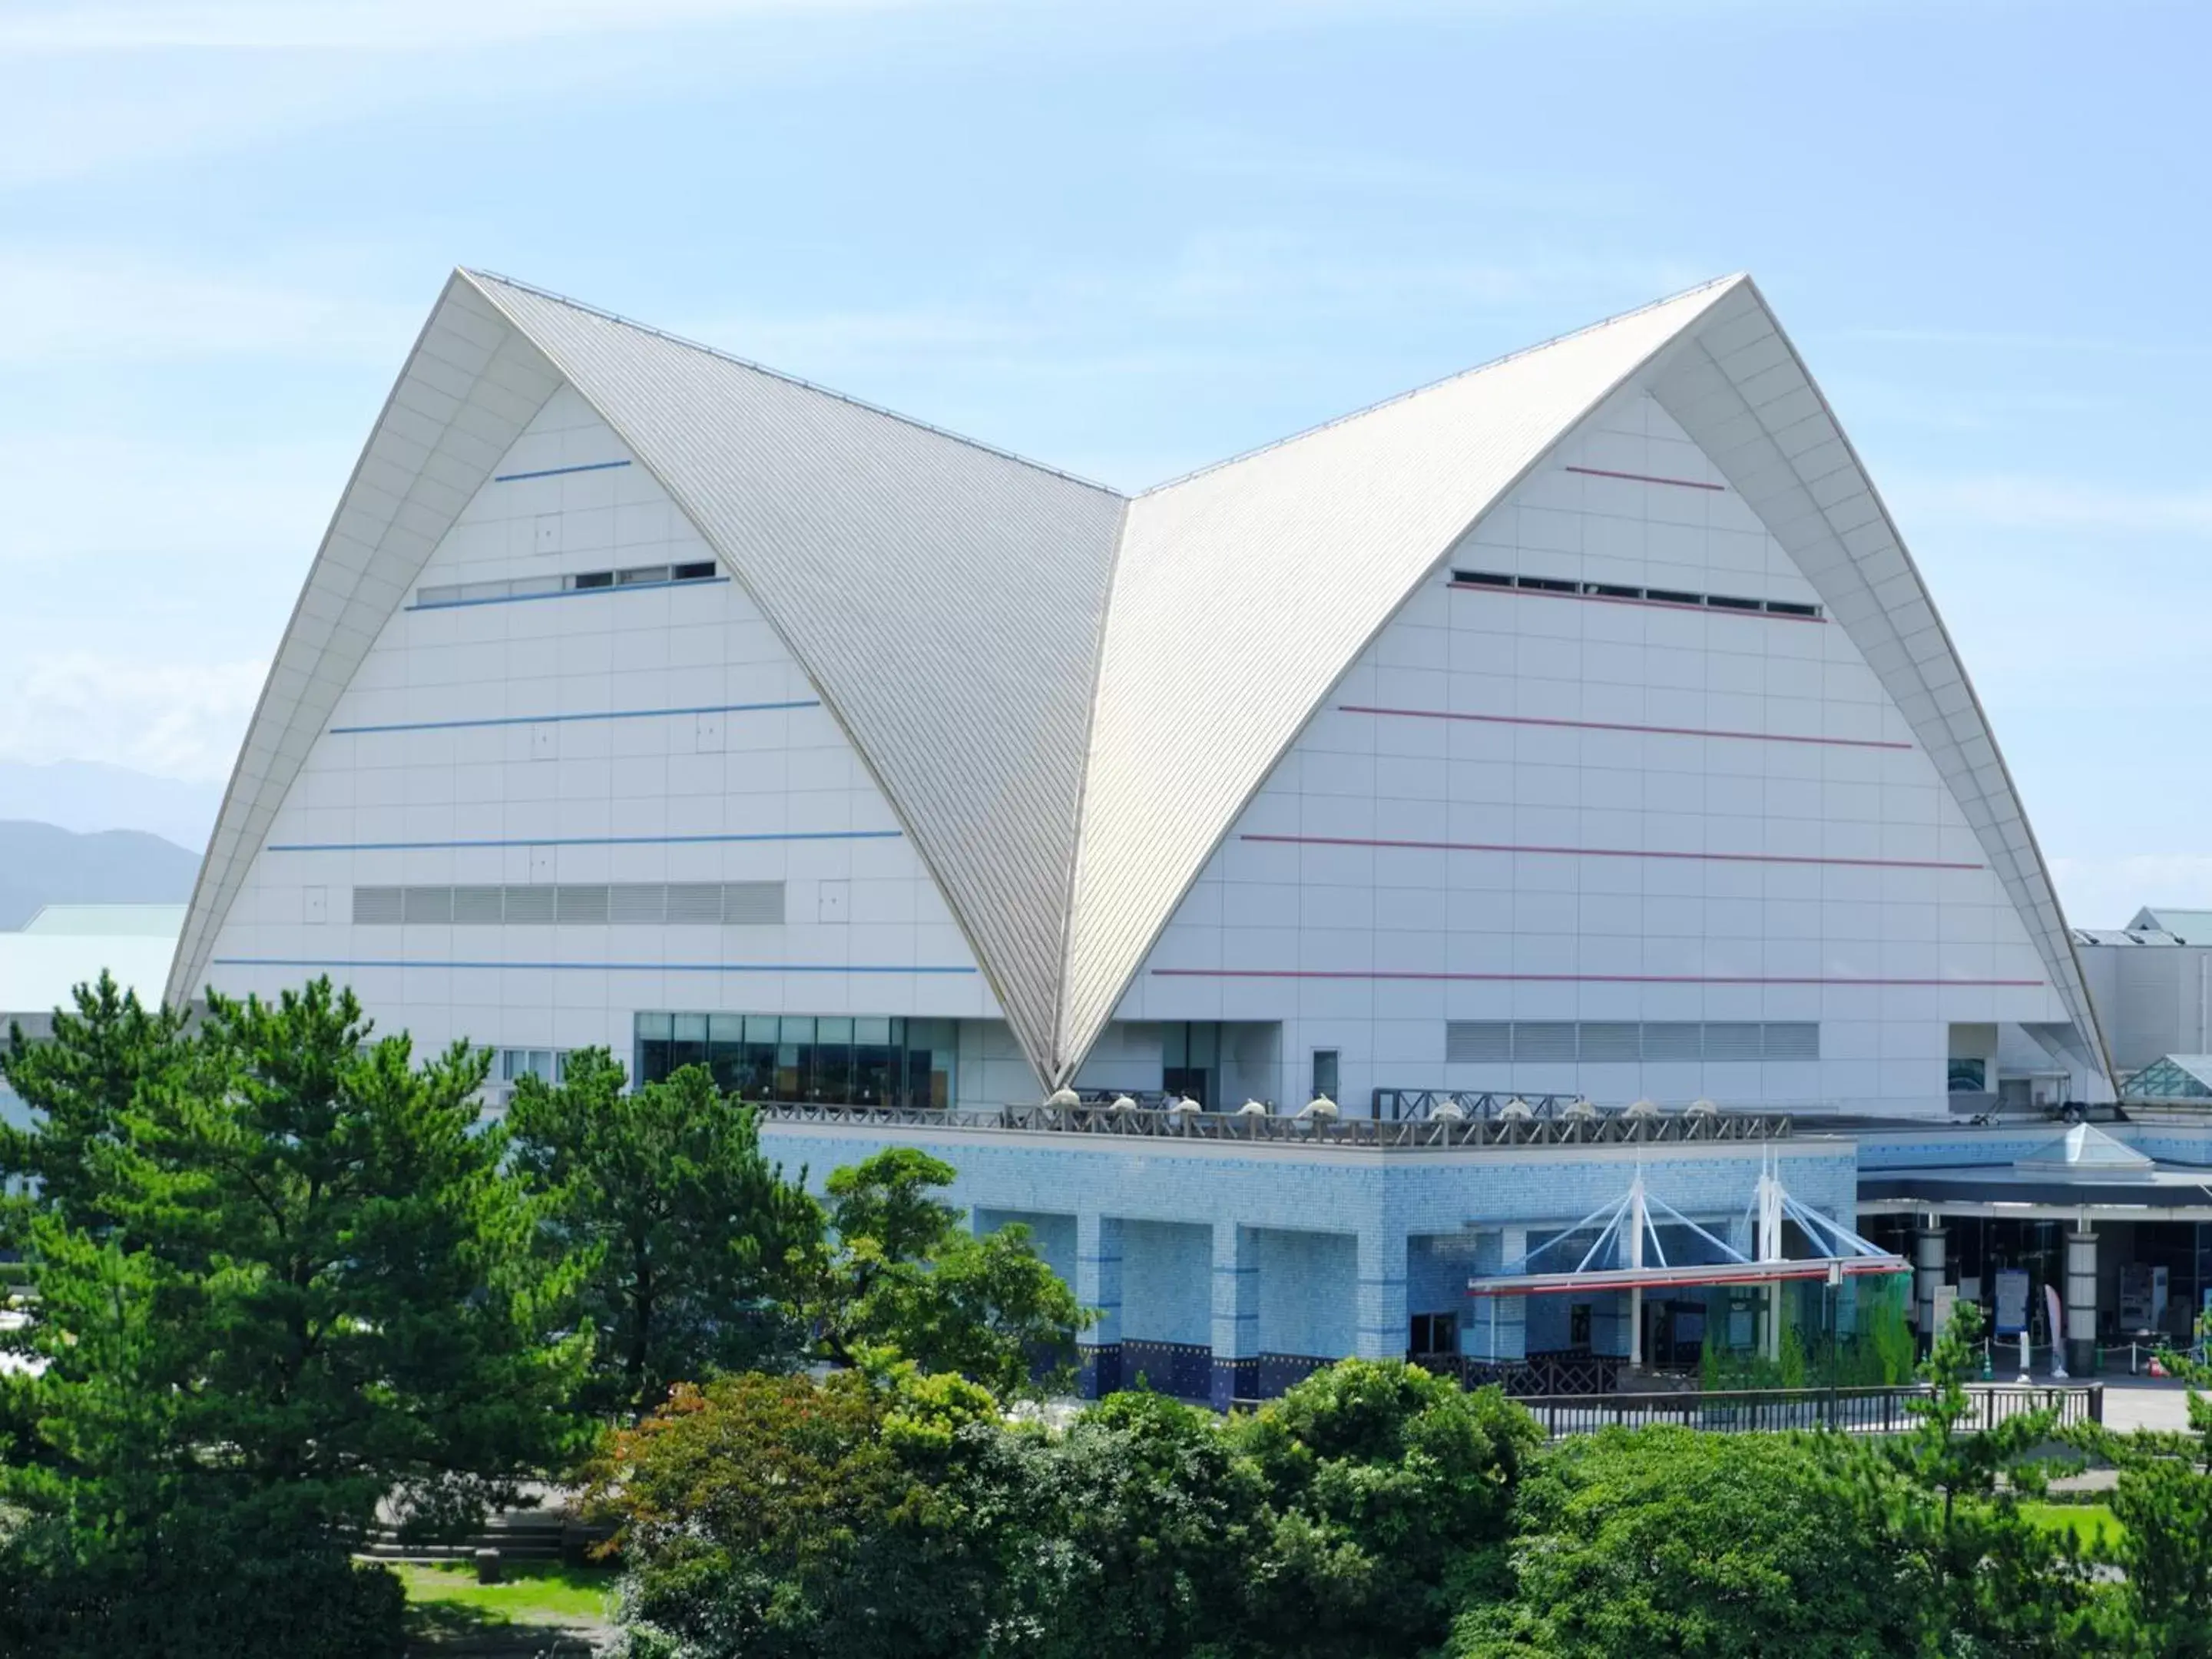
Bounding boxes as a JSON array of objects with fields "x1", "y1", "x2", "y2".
[
  {"x1": 1133, "y1": 272, "x2": 1748, "y2": 498},
  {"x1": 1045, "y1": 492, "x2": 1135, "y2": 1085},
  {"x1": 460, "y1": 267, "x2": 1127, "y2": 499}
]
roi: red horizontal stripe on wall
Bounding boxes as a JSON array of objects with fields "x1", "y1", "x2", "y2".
[
  {"x1": 1338, "y1": 705, "x2": 1912, "y2": 753},
  {"x1": 1151, "y1": 969, "x2": 2045, "y2": 988},
  {"x1": 1563, "y1": 464, "x2": 1727, "y2": 492},
  {"x1": 1447, "y1": 582, "x2": 1826, "y2": 623},
  {"x1": 1241, "y1": 834, "x2": 1981, "y2": 872}
]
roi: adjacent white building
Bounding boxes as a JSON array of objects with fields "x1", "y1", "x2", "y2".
[
  {"x1": 170, "y1": 270, "x2": 2109, "y2": 1120},
  {"x1": 1, "y1": 905, "x2": 184, "y2": 1128}
]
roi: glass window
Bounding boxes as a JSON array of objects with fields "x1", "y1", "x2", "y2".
[
  {"x1": 777, "y1": 1016, "x2": 813, "y2": 1100},
  {"x1": 1312, "y1": 1049, "x2": 1339, "y2": 1101},
  {"x1": 634, "y1": 1013, "x2": 672, "y2": 1084},
  {"x1": 813, "y1": 1018, "x2": 853, "y2": 1102},
  {"x1": 670, "y1": 1013, "x2": 708, "y2": 1075},
  {"x1": 854, "y1": 1017, "x2": 896, "y2": 1104},
  {"x1": 633, "y1": 1012, "x2": 956, "y2": 1105}
]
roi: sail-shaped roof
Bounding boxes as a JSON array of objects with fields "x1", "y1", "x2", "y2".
[{"x1": 171, "y1": 270, "x2": 2109, "y2": 1091}]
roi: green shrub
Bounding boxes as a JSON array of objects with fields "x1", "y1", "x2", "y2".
[
  {"x1": 1451, "y1": 1427, "x2": 1907, "y2": 1658},
  {"x1": 0, "y1": 1534, "x2": 406, "y2": 1659}
]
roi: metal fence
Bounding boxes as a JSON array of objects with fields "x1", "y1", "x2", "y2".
[
  {"x1": 1512, "y1": 1383, "x2": 2104, "y2": 1439},
  {"x1": 747, "y1": 1098, "x2": 1793, "y2": 1148},
  {"x1": 1373, "y1": 1089, "x2": 1794, "y2": 1139}
]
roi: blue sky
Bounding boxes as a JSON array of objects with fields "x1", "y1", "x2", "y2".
[{"x1": 1, "y1": 0, "x2": 2205, "y2": 922}]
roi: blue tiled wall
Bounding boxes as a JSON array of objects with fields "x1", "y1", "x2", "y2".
[
  {"x1": 1254, "y1": 1228, "x2": 1356, "y2": 1357},
  {"x1": 1122, "y1": 1219, "x2": 1211, "y2": 1347},
  {"x1": 1409, "y1": 1230, "x2": 1482, "y2": 1315},
  {"x1": 757, "y1": 1122, "x2": 1856, "y2": 1394}
]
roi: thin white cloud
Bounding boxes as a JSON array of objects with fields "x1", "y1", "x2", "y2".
[
  {"x1": 1841, "y1": 326, "x2": 2212, "y2": 363},
  {"x1": 1892, "y1": 474, "x2": 2212, "y2": 538},
  {"x1": 0, "y1": 434, "x2": 352, "y2": 565},
  {"x1": 0, "y1": 0, "x2": 945, "y2": 53},
  {"x1": 0, "y1": 252, "x2": 420, "y2": 364},
  {"x1": 0, "y1": 654, "x2": 266, "y2": 783}
]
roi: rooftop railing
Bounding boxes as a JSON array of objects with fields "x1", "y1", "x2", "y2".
[{"x1": 747, "y1": 1098, "x2": 1793, "y2": 1147}]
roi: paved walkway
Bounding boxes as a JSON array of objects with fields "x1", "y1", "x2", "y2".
[{"x1": 2095, "y1": 1378, "x2": 2198, "y2": 1435}]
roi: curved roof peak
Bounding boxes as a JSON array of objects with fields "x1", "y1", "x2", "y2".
[{"x1": 173, "y1": 270, "x2": 2107, "y2": 1095}]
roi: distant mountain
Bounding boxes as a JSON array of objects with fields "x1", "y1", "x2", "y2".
[
  {"x1": 0, "y1": 821, "x2": 200, "y2": 931},
  {"x1": 0, "y1": 762, "x2": 221, "y2": 855}
]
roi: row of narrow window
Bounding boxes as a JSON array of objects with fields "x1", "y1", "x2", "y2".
[
  {"x1": 352, "y1": 881, "x2": 783, "y2": 926},
  {"x1": 416, "y1": 560, "x2": 718, "y2": 609},
  {"x1": 1445, "y1": 1020, "x2": 1820, "y2": 1065},
  {"x1": 1452, "y1": 568, "x2": 1822, "y2": 619}
]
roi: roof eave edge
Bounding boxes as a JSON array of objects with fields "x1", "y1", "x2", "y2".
[{"x1": 165, "y1": 268, "x2": 488, "y2": 1009}]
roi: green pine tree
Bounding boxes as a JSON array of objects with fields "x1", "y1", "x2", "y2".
[
  {"x1": 0, "y1": 979, "x2": 591, "y2": 1654},
  {"x1": 505, "y1": 1051, "x2": 824, "y2": 1415}
]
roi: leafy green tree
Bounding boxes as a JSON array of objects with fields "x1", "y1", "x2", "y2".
[
  {"x1": 0, "y1": 969, "x2": 187, "y2": 1239},
  {"x1": 2062, "y1": 1313, "x2": 2212, "y2": 1654},
  {"x1": 1008, "y1": 1387, "x2": 1266, "y2": 1658},
  {"x1": 506, "y1": 1052, "x2": 823, "y2": 1414},
  {"x1": 1451, "y1": 1426, "x2": 1910, "y2": 1658},
  {"x1": 811, "y1": 1146, "x2": 1088, "y2": 1398},
  {"x1": 0, "y1": 979, "x2": 591, "y2": 1655},
  {"x1": 1869, "y1": 1300, "x2": 2094, "y2": 1655},
  {"x1": 588, "y1": 1362, "x2": 1021, "y2": 1659},
  {"x1": 1229, "y1": 1359, "x2": 1541, "y2": 1659}
]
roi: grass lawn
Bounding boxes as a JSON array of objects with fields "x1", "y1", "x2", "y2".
[
  {"x1": 392, "y1": 1560, "x2": 618, "y2": 1634},
  {"x1": 2022, "y1": 1501, "x2": 2124, "y2": 1549}
]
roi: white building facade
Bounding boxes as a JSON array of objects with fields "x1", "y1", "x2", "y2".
[{"x1": 173, "y1": 270, "x2": 2108, "y2": 1121}]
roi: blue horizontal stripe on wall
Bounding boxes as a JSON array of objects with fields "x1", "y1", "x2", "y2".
[
  {"x1": 492, "y1": 459, "x2": 633, "y2": 482},
  {"x1": 265, "y1": 830, "x2": 902, "y2": 852},
  {"x1": 211, "y1": 957, "x2": 976, "y2": 975},
  {"x1": 329, "y1": 699, "x2": 820, "y2": 736},
  {"x1": 406, "y1": 575, "x2": 730, "y2": 612}
]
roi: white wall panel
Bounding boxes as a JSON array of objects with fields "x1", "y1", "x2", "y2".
[
  {"x1": 203, "y1": 393, "x2": 995, "y2": 1069},
  {"x1": 1121, "y1": 388, "x2": 2071, "y2": 1118}
]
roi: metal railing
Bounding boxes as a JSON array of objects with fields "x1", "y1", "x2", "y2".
[
  {"x1": 1375, "y1": 1089, "x2": 1794, "y2": 1140},
  {"x1": 747, "y1": 1098, "x2": 1794, "y2": 1148},
  {"x1": 1511, "y1": 1382, "x2": 2104, "y2": 1439},
  {"x1": 1419, "y1": 1349, "x2": 1624, "y2": 1398}
]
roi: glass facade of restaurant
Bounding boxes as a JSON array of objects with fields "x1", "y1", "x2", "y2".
[{"x1": 633, "y1": 1012, "x2": 957, "y2": 1108}]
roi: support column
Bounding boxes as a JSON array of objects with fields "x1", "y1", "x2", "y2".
[
  {"x1": 1075, "y1": 1214, "x2": 1124, "y2": 1399},
  {"x1": 1916, "y1": 1220, "x2": 1949, "y2": 1353},
  {"x1": 1209, "y1": 1222, "x2": 1258, "y2": 1410},
  {"x1": 2066, "y1": 1227, "x2": 2098, "y2": 1378},
  {"x1": 1629, "y1": 1177, "x2": 1647, "y2": 1370},
  {"x1": 1356, "y1": 1227, "x2": 1409, "y2": 1362}
]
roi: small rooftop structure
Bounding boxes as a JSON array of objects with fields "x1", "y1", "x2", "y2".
[
  {"x1": 2014, "y1": 1123, "x2": 2154, "y2": 1176},
  {"x1": 2128, "y1": 906, "x2": 2212, "y2": 942},
  {"x1": 2120, "y1": 1055, "x2": 2212, "y2": 1101}
]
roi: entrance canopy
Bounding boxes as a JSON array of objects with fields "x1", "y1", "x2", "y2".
[{"x1": 1469, "y1": 1165, "x2": 1907, "y2": 1297}]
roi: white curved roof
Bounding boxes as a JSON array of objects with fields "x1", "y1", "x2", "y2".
[{"x1": 172, "y1": 270, "x2": 2109, "y2": 1088}]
